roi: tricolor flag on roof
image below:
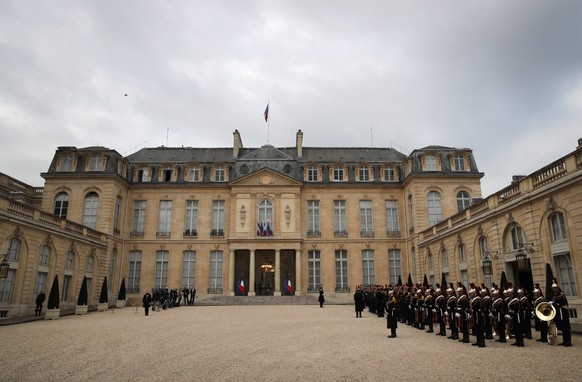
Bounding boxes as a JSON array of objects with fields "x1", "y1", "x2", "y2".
[{"x1": 264, "y1": 103, "x2": 269, "y2": 122}]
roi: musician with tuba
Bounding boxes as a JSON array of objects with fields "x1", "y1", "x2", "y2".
[
  {"x1": 552, "y1": 279, "x2": 572, "y2": 347},
  {"x1": 532, "y1": 284, "x2": 548, "y2": 343},
  {"x1": 446, "y1": 284, "x2": 459, "y2": 340}
]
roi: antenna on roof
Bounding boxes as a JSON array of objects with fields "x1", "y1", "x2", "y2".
[
  {"x1": 166, "y1": 128, "x2": 169, "y2": 147},
  {"x1": 370, "y1": 127, "x2": 374, "y2": 148}
]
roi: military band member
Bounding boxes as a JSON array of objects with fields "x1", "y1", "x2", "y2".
[
  {"x1": 456, "y1": 283, "x2": 470, "y2": 344},
  {"x1": 434, "y1": 285, "x2": 447, "y2": 336},
  {"x1": 506, "y1": 285, "x2": 524, "y2": 347},
  {"x1": 532, "y1": 284, "x2": 548, "y2": 343},
  {"x1": 446, "y1": 284, "x2": 459, "y2": 340},
  {"x1": 480, "y1": 284, "x2": 493, "y2": 340},
  {"x1": 518, "y1": 288, "x2": 532, "y2": 340},
  {"x1": 424, "y1": 287, "x2": 434, "y2": 333},
  {"x1": 405, "y1": 288, "x2": 413, "y2": 326},
  {"x1": 469, "y1": 284, "x2": 485, "y2": 347},
  {"x1": 386, "y1": 290, "x2": 398, "y2": 338},
  {"x1": 552, "y1": 279, "x2": 572, "y2": 347},
  {"x1": 491, "y1": 285, "x2": 506, "y2": 343},
  {"x1": 416, "y1": 289, "x2": 426, "y2": 330},
  {"x1": 376, "y1": 288, "x2": 385, "y2": 318}
]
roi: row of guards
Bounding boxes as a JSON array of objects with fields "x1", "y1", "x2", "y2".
[{"x1": 237, "y1": 278, "x2": 293, "y2": 294}]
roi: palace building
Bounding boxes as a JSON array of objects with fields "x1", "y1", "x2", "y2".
[{"x1": 0, "y1": 131, "x2": 580, "y2": 323}]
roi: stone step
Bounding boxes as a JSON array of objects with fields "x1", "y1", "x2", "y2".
[{"x1": 196, "y1": 295, "x2": 320, "y2": 306}]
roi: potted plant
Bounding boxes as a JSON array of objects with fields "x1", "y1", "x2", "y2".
[
  {"x1": 45, "y1": 275, "x2": 60, "y2": 320},
  {"x1": 76, "y1": 276, "x2": 89, "y2": 315},
  {"x1": 98, "y1": 277, "x2": 108, "y2": 311},
  {"x1": 117, "y1": 278, "x2": 126, "y2": 308}
]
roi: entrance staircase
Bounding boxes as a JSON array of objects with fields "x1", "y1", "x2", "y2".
[{"x1": 196, "y1": 294, "x2": 320, "y2": 306}]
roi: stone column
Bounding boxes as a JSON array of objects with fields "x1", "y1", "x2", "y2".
[
  {"x1": 274, "y1": 249, "x2": 281, "y2": 296},
  {"x1": 295, "y1": 249, "x2": 302, "y2": 295},
  {"x1": 248, "y1": 249, "x2": 256, "y2": 296},
  {"x1": 227, "y1": 249, "x2": 235, "y2": 296}
]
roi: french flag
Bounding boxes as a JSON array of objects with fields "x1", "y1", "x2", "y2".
[
  {"x1": 264, "y1": 103, "x2": 269, "y2": 122},
  {"x1": 239, "y1": 279, "x2": 245, "y2": 294},
  {"x1": 286, "y1": 279, "x2": 292, "y2": 293}
]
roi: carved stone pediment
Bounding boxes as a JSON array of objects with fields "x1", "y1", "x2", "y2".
[{"x1": 230, "y1": 168, "x2": 302, "y2": 187}]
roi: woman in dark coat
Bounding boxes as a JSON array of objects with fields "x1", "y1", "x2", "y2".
[
  {"x1": 318, "y1": 286, "x2": 325, "y2": 308},
  {"x1": 354, "y1": 289, "x2": 365, "y2": 317}
]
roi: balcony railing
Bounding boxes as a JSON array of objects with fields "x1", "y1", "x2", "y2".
[
  {"x1": 307, "y1": 230, "x2": 321, "y2": 238},
  {"x1": 334, "y1": 230, "x2": 348, "y2": 238},
  {"x1": 211, "y1": 229, "x2": 224, "y2": 237},
  {"x1": 386, "y1": 230, "x2": 401, "y2": 237},
  {"x1": 360, "y1": 230, "x2": 375, "y2": 237},
  {"x1": 130, "y1": 231, "x2": 144, "y2": 237},
  {"x1": 183, "y1": 229, "x2": 198, "y2": 237},
  {"x1": 156, "y1": 231, "x2": 171, "y2": 238}
]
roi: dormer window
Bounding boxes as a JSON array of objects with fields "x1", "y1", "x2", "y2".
[
  {"x1": 424, "y1": 155, "x2": 437, "y2": 171},
  {"x1": 214, "y1": 166, "x2": 226, "y2": 182},
  {"x1": 61, "y1": 155, "x2": 74, "y2": 171},
  {"x1": 137, "y1": 168, "x2": 150, "y2": 182},
  {"x1": 453, "y1": 155, "x2": 466, "y2": 171},
  {"x1": 383, "y1": 168, "x2": 395, "y2": 182},
  {"x1": 90, "y1": 156, "x2": 104, "y2": 171},
  {"x1": 332, "y1": 166, "x2": 344, "y2": 181},
  {"x1": 188, "y1": 167, "x2": 201, "y2": 182},
  {"x1": 307, "y1": 166, "x2": 319, "y2": 182},
  {"x1": 358, "y1": 166, "x2": 371, "y2": 182},
  {"x1": 163, "y1": 169, "x2": 173, "y2": 182}
]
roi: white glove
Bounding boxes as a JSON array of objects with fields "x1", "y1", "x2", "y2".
[{"x1": 505, "y1": 314, "x2": 511, "y2": 320}]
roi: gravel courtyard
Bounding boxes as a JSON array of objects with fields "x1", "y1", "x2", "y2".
[{"x1": 0, "y1": 305, "x2": 578, "y2": 382}]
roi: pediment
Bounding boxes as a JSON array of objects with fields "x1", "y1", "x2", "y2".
[{"x1": 230, "y1": 168, "x2": 302, "y2": 187}]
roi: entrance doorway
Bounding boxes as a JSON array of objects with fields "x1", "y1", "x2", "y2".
[{"x1": 510, "y1": 259, "x2": 534, "y2": 295}]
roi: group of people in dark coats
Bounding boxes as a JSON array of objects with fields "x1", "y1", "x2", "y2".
[
  {"x1": 142, "y1": 287, "x2": 196, "y2": 315},
  {"x1": 353, "y1": 279, "x2": 573, "y2": 347}
]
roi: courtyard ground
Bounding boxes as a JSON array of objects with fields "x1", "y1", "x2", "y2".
[{"x1": 0, "y1": 304, "x2": 578, "y2": 382}]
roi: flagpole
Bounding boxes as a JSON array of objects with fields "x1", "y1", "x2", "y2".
[{"x1": 267, "y1": 99, "x2": 270, "y2": 144}]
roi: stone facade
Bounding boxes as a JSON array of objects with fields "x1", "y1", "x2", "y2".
[{"x1": 0, "y1": 131, "x2": 580, "y2": 323}]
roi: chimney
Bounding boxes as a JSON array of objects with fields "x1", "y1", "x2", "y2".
[
  {"x1": 233, "y1": 130, "x2": 243, "y2": 158},
  {"x1": 577, "y1": 138, "x2": 582, "y2": 149},
  {"x1": 296, "y1": 129, "x2": 303, "y2": 159}
]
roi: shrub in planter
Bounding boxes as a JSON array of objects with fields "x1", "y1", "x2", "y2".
[
  {"x1": 46, "y1": 275, "x2": 60, "y2": 320},
  {"x1": 76, "y1": 276, "x2": 89, "y2": 315},
  {"x1": 117, "y1": 278, "x2": 126, "y2": 308},
  {"x1": 98, "y1": 277, "x2": 108, "y2": 311}
]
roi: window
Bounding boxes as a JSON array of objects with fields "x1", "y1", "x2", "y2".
[
  {"x1": 424, "y1": 155, "x2": 437, "y2": 171},
  {"x1": 427, "y1": 191, "x2": 442, "y2": 226},
  {"x1": 128, "y1": 251, "x2": 142, "y2": 294},
  {"x1": 138, "y1": 168, "x2": 150, "y2": 182},
  {"x1": 83, "y1": 192, "x2": 99, "y2": 229},
  {"x1": 428, "y1": 253, "x2": 434, "y2": 272},
  {"x1": 333, "y1": 167, "x2": 344, "y2": 181},
  {"x1": 87, "y1": 256, "x2": 94, "y2": 273},
  {"x1": 385, "y1": 200, "x2": 399, "y2": 235},
  {"x1": 458, "y1": 243, "x2": 466, "y2": 264},
  {"x1": 61, "y1": 155, "x2": 74, "y2": 171},
  {"x1": 90, "y1": 156, "x2": 103, "y2": 171},
  {"x1": 334, "y1": 200, "x2": 347, "y2": 236},
  {"x1": 188, "y1": 167, "x2": 201, "y2": 182},
  {"x1": 54, "y1": 192, "x2": 69, "y2": 218},
  {"x1": 359, "y1": 200, "x2": 374, "y2": 235},
  {"x1": 39, "y1": 245, "x2": 50, "y2": 266},
  {"x1": 184, "y1": 200, "x2": 198, "y2": 236},
  {"x1": 114, "y1": 196, "x2": 122, "y2": 233},
  {"x1": 442, "y1": 249, "x2": 449, "y2": 268},
  {"x1": 7, "y1": 238, "x2": 20, "y2": 261},
  {"x1": 65, "y1": 251, "x2": 75, "y2": 270},
  {"x1": 108, "y1": 249, "x2": 116, "y2": 291},
  {"x1": 257, "y1": 199, "x2": 273, "y2": 237},
  {"x1": 62, "y1": 275, "x2": 72, "y2": 302},
  {"x1": 457, "y1": 191, "x2": 471, "y2": 212},
  {"x1": 36, "y1": 272, "x2": 47, "y2": 295},
  {"x1": 132, "y1": 200, "x2": 146, "y2": 236},
  {"x1": 308, "y1": 250, "x2": 321, "y2": 292},
  {"x1": 209, "y1": 250, "x2": 223, "y2": 293},
  {"x1": 359, "y1": 167, "x2": 371, "y2": 182},
  {"x1": 335, "y1": 250, "x2": 349, "y2": 292},
  {"x1": 362, "y1": 250, "x2": 375, "y2": 285},
  {"x1": 550, "y1": 213, "x2": 567, "y2": 242},
  {"x1": 163, "y1": 169, "x2": 173, "y2": 182},
  {"x1": 554, "y1": 253, "x2": 577, "y2": 297},
  {"x1": 479, "y1": 236, "x2": 489, "y2": 260},
  {"x1": 157, "y1": 200, "x2": 173, "y2": 236},
  {"x1": 509, "y1": 225, "x2": 526, "y2": 250},
  {"x1": 211, "y1": 201, "x2": 225, "y2": 236},
  {"x1": 307, "y1": 166, "x2": 318, "y2": 182},
  {"x1": 411, "y1": 247, "x2": 417, "y2": 282},
  {"x1": 460, "y1": 269, "x2": 469, "y2": 289},
  {"x1": 154, "y1": 251, "x2": 169, "y2": 289},
  {"x1": 307, "y1": 200, "x2": 320, "y2": 235},
  {"x1": 453, "y1": 155, "x2": 465, "y2": 171},
  {"x1": 0, "y1": 270, "x2": 15, "y2": 302},
  {"x1": 388, "y1": 249, "x2": 401, "y2": 286},
  {"x1": 384, "y1": 168, "x2": 395, "y2": 182},
  {"x1": 182, "y1": 251, "x2": 196, "y2": 289},
  {"x1": 214, "y1": 166, "x2": 225, "y2": 182}
]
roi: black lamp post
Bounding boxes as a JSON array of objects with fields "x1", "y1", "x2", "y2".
[
  {"x1": 0, "y1": 255, "x2": 9, "y2": 279},
  {"x1": 515, "y1": 243, "x2": 534, "y2": 272},
  {"x1": 481, "y1": 251, "x2": 498, "y2": 276}
]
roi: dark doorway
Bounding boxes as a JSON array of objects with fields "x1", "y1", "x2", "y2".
[
  {"x1": 234, "y1": 250, "x2": 250, "y2": 296},
  {"x1": 511, "y1": 259, "x2": 534, "y2": 296}
]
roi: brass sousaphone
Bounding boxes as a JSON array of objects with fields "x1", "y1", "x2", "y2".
[{"x1": 535, "y1": 302, "x2": 558, "y2": 345}]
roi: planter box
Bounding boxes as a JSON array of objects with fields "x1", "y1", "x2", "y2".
[
  {"x1": 76, "y1": 305, "x2": 88, "y2": 315},
  {"x1": 45, "y1": 308, "x2": 60, "y2": 320},
  {"x1": 116, "y1": 299, "x2": 126, "y2": 308},
  {"x1": 98, "y1": 303, "x2": 108, "y2": 312}
]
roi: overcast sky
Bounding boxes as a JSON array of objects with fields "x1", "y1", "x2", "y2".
[{"x1": 1, "y1": 1, "x2": 581, "y2": 197}]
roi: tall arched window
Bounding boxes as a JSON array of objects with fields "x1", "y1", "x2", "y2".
[
  {"x1": 550, "y1": 212, "x2": 567, "y2": 242},
  {"x1": 456, "y1": 191, "x2": 471, "y2": 212},
  {"x1": 458, "y1": 243, "x2": 468, "y2": 287},
  {"x1": 36, "y1": 245, "x2": 51, "y2": 296},
  {"x1": 549, "y1": 212, "x2": 577, "y2": 296},
  {"x1": 257, "y1": 199, "x2": 274, "y2": 237},
  {"x1": 441, "y1": 249, "x2": 449, "y2": 284},
  {"x1": 427, "y1": 191, "x2": 442, "y2": 226},
  {"x1": 83, "y1": 192, "x2": 99, "y2": 229},
  {"x1": 428, "y1": 253, "x2": 434, "y2": 272},
  {"x1": 54, "y1": 192, "x2": 69, "y2": 218},
  {"x1": 508, "y1": 225, "x2": 526, "y2": 250}
]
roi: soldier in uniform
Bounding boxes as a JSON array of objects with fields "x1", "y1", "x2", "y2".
[
  {"x1": 517, "y1": 288, "x2": 532, "y2": 340},
  {"x1": 491, "y1": 285, "x2": 506, "y2": 343},
  {"x1": 456, "y1": 282, "x2": 470, "y2": 344},
  {"x1": 469, "y1": 284, "x2": 485, "y2": 347},
  {"x1": 507, "y1": 285, "x2": 524, "y2": 347},
  {"x1": 416, "y1": 288, "x2": 425, "y2": 330},
  {"x1": 434, "y1": 284, "x2": 447, "y2": 336},
  {"x1": 410, "y1": 288, "x2": 418, "y2": 327},
  {"x1": 424, "y1": 287, "x2": 434, "y2": 333},
  {"x1": 446, "y1": 284, "x2": 459, "y2": 340},
  {"x1": 386, "y1": 290, "x2": 398, "y2": 338},
  {"x1": 532, "y1": 284, "x2": 548, "y2": 343},
  {"x1": 480, "y1": 284, "x2": 493, "y2": 340},
  {"x1": 354, "y1": 288, "x2": 365, "y2": 318},
  {"x1": 552, "y1": 279, "x2": 572, "y2": 347},
  {"x1": 376, "y1": 288, "x2": 385, "y2": 318}
]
